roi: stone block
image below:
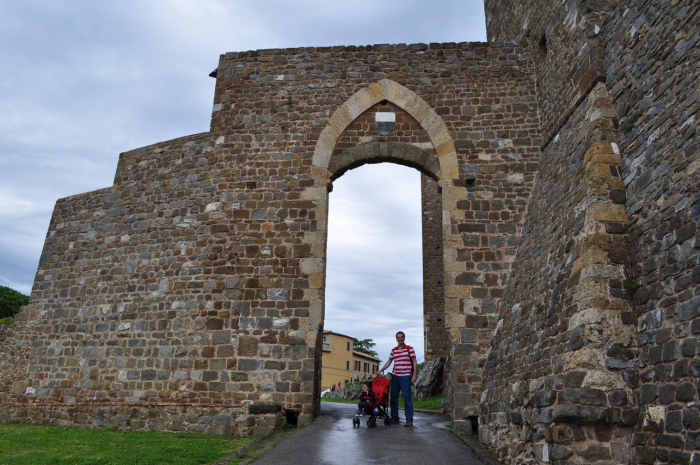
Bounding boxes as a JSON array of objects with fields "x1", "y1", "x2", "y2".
[
  {"x1": 552, "y1": 404, "x2": 605, "y2": 423},
  {"x1": 10, "y1": 380, "x2": 28, "y2": 394},
  {"x1": 568, "y1": 308, "x2": 619, "y2": 330},
  {"x1": 550, "y1": 444, "x2": 574, "y2": 460},
  {"x1": 678, "y1": 297, "x2": 700, "y2": 321},
  {"x1": 559, "y1": 388, "x2": 607, "y2": 406},
  {"x1": 533, "y1": 390, "x2": 557, "y2": 407},
  {"x1": 571, "y1": 249, "x2": 608, "y2": 276},
  {"x1": 445, "y1": 286, "x2": 471, "y2": 299},
  {"x1": 308, "y1": 274, "x2": 324, "y2": 289},
  {"x1": 580, "y1": 444, "x2": 611, "y2": 461},
  {"x1": 676, "y1": 382, "x2": 696, "y2": 401},
  {"x1": 453, "y1": 419, "x2": 474, "y2": 436},
  {"x1": 354, "y1": 87, "x2": 373, "y2": 113},
  {"x1": 582, "y1": 370, "x2": 625, "y2": 390},
  {"x1": 586, "y1": 203, "x2": 628, "y2": 223}
]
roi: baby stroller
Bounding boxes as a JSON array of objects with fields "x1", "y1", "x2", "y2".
[{"x1": 352, "y1": 376, "x2": 392, "y2": 427}]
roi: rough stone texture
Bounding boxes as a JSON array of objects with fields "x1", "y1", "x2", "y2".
[
  {"x1": 422, "y1": 174, "x2": 449, "y2": 360},
  {"x1": 0, "y1": 1, "x2": 695, "y2": 461},
  {"x1": 413, "y1": 356, "x2": 445, "y2": 401},
  {"x1": 0, "y1": 324, "x2": 31, "y2": 399},
  {"x1": 0, "y1": 43, "x2": 541, "y2": 438},
  {"x1": 478, "y1": 80, "x2": 637, "y2": 463},
  {"x1": 606, "y1": 0, "x2": 700, "y2": 462},
  {"x1": 483, "y1": 0, "x2": 698, "y2": 463}
]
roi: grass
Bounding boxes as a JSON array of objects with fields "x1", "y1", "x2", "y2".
[
  {"x1": 319, "y1": 397, "x2": 356, "y2": 404},
  {"x1": 0, "y1": 316, "x2": 13, "y2": 325},
  {"x1": 322, "y1": 394, "x2": 443, "y2": 411},
  {"x1": 0, "y1": 423, "x2": 264, "y2": 465},
  {"x1": 401, "y1": 395, "x2": 442, "y2": 411}
]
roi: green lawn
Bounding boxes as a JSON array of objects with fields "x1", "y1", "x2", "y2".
[
  {"x1": 0, "y1": 424, "x2": 270, "y2": 465},
  {"x1": 322, "y1": 394, "x2": 443, "y2": 411}
]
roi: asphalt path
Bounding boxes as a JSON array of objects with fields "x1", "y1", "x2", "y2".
[{"x1": 251, "y1": 402, "x2": 498, "y2": 465}]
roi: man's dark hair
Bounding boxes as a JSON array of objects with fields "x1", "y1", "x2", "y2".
[{"x1": 396, "y1": 331, "x2": 405, "y2": 338}]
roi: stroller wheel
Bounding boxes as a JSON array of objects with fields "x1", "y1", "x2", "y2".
[
  {"x1": 367, "y1": 416, "x2": 376, "y2": 428},
  {"x1": 384, "y1": 416, "x2": 392, "y2": 425},
  {"x1": 353, "y1": 417, "x2": 359, "y2": 427}
]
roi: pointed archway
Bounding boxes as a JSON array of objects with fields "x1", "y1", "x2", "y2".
[{"x1": 300, "y1": 79, "x2": 467, "y2": 419}]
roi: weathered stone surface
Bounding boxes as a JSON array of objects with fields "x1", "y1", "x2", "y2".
[
  {"x1": 248, "y1": 404, "x2": 282, "y2": 414},
  {"x1": 413, "y1": 357, "x2": 444, "y2": 401},
  {"x1": 0, "y1": 1, "x2": 694, "y2": 463},
  {"x1": 552, "y1": 405, "x2": 606, "y2": 423}
]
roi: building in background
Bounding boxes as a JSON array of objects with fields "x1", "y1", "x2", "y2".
[
  {"x1": 321, "y1": 331, "x2": 353, "y2": 390},
  {"x1": 321, "y1": 330, "x2": 381, "y2": 389},
  {"x1": 352, "y1": 350, "x2": 380, "y2": 383}
]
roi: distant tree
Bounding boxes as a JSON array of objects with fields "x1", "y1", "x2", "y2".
[
  {"x1": 0, "y1": 286, "x2": 29, "y2": 319},
  {"x1": 353, "y1": 338, "x2": 378, "y2": 357}
]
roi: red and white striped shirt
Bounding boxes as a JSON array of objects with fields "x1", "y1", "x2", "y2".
[{"x1": 389, "y1": 344, "x2": 416, "y2": 376}]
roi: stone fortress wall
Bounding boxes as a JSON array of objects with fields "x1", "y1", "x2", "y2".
[
  {"x1": 0, "y1": 43, "x2": 542, "y2": 438},
  {"x1": 481, "y1": 0, "x2": 699, "y2": 463},
  {"x1": 0, "y1": 1, "x2": 697, "y2": 463}
]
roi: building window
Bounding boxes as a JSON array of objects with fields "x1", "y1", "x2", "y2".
[
  {"x1": 347, "y1": 341, "x2": 350, "y2": 351},
  {"x1": 346, "y1": 361, "x2": 350, "y2": 370}
]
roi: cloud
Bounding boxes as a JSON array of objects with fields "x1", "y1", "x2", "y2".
[{"x1": 325, "y1": 164, "x2": 425, "y2": 361}]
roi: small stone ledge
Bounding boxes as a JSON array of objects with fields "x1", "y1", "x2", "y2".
[{"x1": 0, "y1": 402, "x2": 286, "y2": 437}]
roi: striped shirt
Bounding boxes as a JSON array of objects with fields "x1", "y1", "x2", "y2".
[{"x1": 389, "y1": 344, "x2": 416, "y2": 376}]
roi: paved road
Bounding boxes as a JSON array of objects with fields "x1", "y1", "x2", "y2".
[{"x1": 252, "y1": 403, "x2": 498, "y2": 465}]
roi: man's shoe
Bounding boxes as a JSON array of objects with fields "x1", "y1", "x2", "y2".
[
  {"x1": 404, "y1": 419, "x2": 413, "y2": 427},
  {"x1": 392, "y1": 418, "x2": 400, "y2": 424}
]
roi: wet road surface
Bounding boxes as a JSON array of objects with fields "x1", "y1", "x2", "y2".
[{"x1": 252, "y1": 402, "x2": 497, "y2": 465}]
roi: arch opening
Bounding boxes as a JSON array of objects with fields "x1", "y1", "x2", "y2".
[
  {"x1": 305, "y1": 79, "x2": 461, "y2": 419},
  {"x1": 322, "y1": 163, "x2": 426, "y2": 392}
]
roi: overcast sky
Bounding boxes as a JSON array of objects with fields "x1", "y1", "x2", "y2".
[{"x1": 0, "y1": 1, "x2": 486, "y2": 364}]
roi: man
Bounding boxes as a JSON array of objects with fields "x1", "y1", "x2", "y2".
[{"x1": 379, "y1": 331, "x2": 417, "y2": 427}]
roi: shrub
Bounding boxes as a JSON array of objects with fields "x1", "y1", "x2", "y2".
[{"x1": 0, "y1": 286, "x2": 29, "y2": 319}]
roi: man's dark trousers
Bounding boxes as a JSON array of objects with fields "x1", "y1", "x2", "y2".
[{"x1": 390, "y1": 374, "x2": 413, "y2": 421}]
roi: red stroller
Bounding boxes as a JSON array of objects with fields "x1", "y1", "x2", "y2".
[{"x1": 352, "y1": 376, "x2": 392, "y2": 427}]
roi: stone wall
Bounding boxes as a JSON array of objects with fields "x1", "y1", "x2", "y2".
[
  {"x1": 5, "y1": 2, "x2": 692, "y2": 458},
  {"x1": 0, "y1": 43, "x2": 541, "y2": 437},
  {"x1": 604, "y1": 1, "x2": 700, "y2": 463},
  {"x1": 479, "y1": 81, "x2": 638, "y2": 463},
  {"x1": 0, "y1": 323, "x2": 31, "y2": 402},
  {"x1": 485, "y1": 0, "x2": 617, "y2": 143},
  {"x1": 422, "y1": 174, "x2": 448, "y2": 360},
  {"x1": 0, "y1": 134, "x2": 286, "y2": 434},
  {"x1": 483, "y1": 0, "x2": 699, "y2": 463}
]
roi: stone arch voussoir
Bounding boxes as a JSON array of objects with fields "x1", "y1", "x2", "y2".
[
  {"x1": 312, "y1": 79, "x2": 459, "y2": 181},
  {"x1": 328, "y1": 141, "x2": 441, "y2": 182}
]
